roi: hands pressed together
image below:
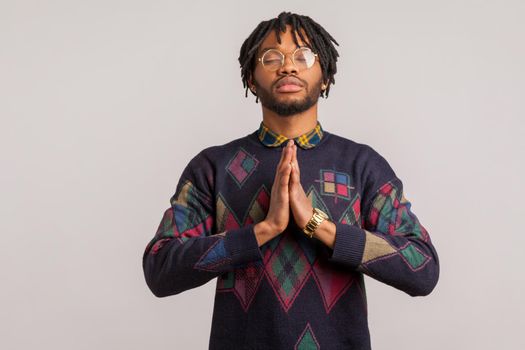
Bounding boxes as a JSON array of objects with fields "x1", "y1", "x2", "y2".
[{"x1": 254, "y1": 139, "x2": 316, "y2": 246}]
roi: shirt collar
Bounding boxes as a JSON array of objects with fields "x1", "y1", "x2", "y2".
[{"x1": 256, "y1": 120, "x2": 324, "y2": 149}]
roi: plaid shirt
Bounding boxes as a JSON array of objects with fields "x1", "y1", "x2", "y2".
[{"x1": 257, "y1": 120, "x2": 324, "y2": 149}]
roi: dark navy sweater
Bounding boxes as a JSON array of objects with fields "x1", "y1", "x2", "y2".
[{"x1": 142, "y1": 120, "x2": 440, "y2": 349}]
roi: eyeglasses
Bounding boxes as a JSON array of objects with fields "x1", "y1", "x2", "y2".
[{"x1": 257, "y1": 47, "x2": 318, "y2": 72}]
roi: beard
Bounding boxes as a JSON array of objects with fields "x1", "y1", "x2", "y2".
[{"x1": 254, "y1": 77, "x2": 323, "y2": 117}]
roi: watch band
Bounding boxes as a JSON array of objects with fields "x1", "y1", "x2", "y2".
[{"x1": 302, "y1": 207, "x2": 329, "y2": 238}]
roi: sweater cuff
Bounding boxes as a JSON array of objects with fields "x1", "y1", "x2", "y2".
[
  {"x1": 223, "y1": 224, "x2": 263, "y2": 267},
  {"x1": 328, "y1": 223, "x2": 366, "y2": 269}
]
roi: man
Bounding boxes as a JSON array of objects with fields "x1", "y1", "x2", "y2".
[{"x1": 142, "y1": 11, "x2": 439, "y2": 349}]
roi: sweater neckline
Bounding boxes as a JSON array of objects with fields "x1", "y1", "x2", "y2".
[
  {"x1": 248, "y1": 123, "x2": 331, "y2": 151},
  {"x1": 255, "y1": 120, "x2": 325, "y2": 150}
]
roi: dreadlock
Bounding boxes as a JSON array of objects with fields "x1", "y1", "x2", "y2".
[{"x1": 238, "y1": 11, "x2": 340, "y2": 102}]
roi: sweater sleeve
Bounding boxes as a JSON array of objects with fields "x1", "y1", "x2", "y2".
[
  {"x1": 142, "y1": 150, "x2": 264, "y2": 298},
  {"x1": 327, "y1": 148, "x2": 440, "y2": 297}
]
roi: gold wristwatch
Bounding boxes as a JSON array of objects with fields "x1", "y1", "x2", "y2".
[{"x1": 302, "y1": 207, "x2": 329, "y2": 238}]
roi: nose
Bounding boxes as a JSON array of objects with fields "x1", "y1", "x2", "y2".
[{"x1": 278, "y1": 53, "x2": 298, "y2": 75}]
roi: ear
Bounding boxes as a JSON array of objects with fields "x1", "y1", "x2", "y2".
[{"x1": 248, "y1": 75, "x2": 257, "y2": 92}]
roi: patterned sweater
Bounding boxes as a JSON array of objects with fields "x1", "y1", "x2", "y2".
[{"x1": 142, "y1": 120, "x2": 440, "y2": 349}]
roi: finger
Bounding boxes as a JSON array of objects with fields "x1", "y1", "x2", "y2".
[
  {"x1": 280, "y1": 144, "x2": 293, "y2": 181},
  {"x1": 291, "y1": 143, "x2": 296, "y2": 164},
  {"x1": 279, "y1": 143, "x2": 294, "y2": 187},
  {"x1": 279, "y1": 139, "x2": 290, "y2": 160},
  {"x1": 289, "y1": 144, "x2": 296, "y2": 184},
  {"x1": 282, "y1": 148, "x2": 294, "y2": 181},
  {"x1": 278, "y1": 140, "x2": 294, "y2": 173},
  {"x1": 293, "y1": 144, "x2": 299, "y2": 171},
  {"x1": 274, "y1": 140, "x2": 291, "y2": 183},
  {"x1": 273, "y1": 142, "x2": 293, "y2": 204},
  {"x1": 280, "y1": 157, "x2": 293, "y2": 189},
  {"x1": 285, "y1": 144, "x2": 294, "y2": 175}
]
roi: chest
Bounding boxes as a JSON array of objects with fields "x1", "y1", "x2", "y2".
[{"x1": 213, "y1": 146, "x2": 364, "y2": 230}]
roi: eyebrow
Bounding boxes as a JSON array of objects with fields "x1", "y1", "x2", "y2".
[{"x1": 259, "y1": 45, "x2": 308, "y2": 53}]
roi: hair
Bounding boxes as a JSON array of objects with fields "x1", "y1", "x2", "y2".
[{"x1": 238, "y1": 11, "x2": 340, "y2": 102}]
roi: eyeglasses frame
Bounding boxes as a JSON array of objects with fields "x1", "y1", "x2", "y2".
[{"x1": 257, "y1": 47, "x2": 318, "y2": 72}]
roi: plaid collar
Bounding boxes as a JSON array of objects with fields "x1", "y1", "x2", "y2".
[{"x1": 257, "y1": 120, "x2": 324, "y2": 149}]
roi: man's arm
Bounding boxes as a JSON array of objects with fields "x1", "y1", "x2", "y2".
[
  {"x1": 326, "y1": 176, "x2": 440, "y2": 297},
  {"x1": 142, "y1": 151, "x2": 264, "y2": 298}
]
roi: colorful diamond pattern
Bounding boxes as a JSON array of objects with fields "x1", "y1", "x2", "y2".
[
  {"x1": 225, "y1": 147, "x2": 259, "y2": 188},
  {"x1": 194, "y1": 237, "x2": 230, "y2": 272},
  {"x1": 295, "y1": 323, "x2": 320, "y2": 350},
  {"x1": 399, "y1": 243, "x2": 430, "y2": 270},
  {"x1": 339, "y1": 194, "x2": 361, "y2": 226},
  {"x1": 265, "y1": 231, "x2": 312, "y2": 312},
  {"x1": 214, "y1": 184, "x2": 363, "y2": 314},
  {"x1": 361, "y1": 180, "x2": 433, "y2": 270},
  {"x1": 366, "y1": 181, "x2": 429, "y2": 241},
  {"x1": 312, "y1": 258, "x2": 355, "y2": 313},
  {"x1": 233, "y1": 261, "x2": 265, "y2": 311}
]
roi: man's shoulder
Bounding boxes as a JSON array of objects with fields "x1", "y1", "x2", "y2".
[
  {"x1": 178, "y1": 133, "x2": 254, "y2": 188},
  {"x1": 324, "y1": 130, "x2": 383, "y2": 159},
  {"x1": 187, "y1": 132, "x2": 254, "y2": 165},
  {"x1": 325, "y1": 129, "x2": 397, "y2": 182},
  {"x1": 200, "y1": 132, "x2": 253, "y2": 155}
]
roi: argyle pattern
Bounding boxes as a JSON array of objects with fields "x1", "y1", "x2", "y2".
[
  {"x1": 257, "y1": 120, "x2": 324, "y2": 149},
  {"x1": 367, "y1": 181, "x2": 429, "y2": 240},
  {"x1": 359, "y1": 179, "x2": 432, "y2": 271},
  {"x1": 146, "y1": 179, "x2": 214, "y2": 255},
  {"x1": 144, "y1": 179, "x2": 239, "y2": 276},
  {"x1": 225, "y1": 147, "x2": 259, "y2": 188},
  {"x1": 216, "y1": 185, "x2": 360, "y2": 314}
]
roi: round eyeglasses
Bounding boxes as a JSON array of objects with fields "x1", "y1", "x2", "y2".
[{"x1": 258, "y1": 47, "x2": 318, "y2": 72}]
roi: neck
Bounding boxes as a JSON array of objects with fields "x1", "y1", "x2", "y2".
[{"x1": 261, "y1": 103, "x2": 319, "y2": 138}]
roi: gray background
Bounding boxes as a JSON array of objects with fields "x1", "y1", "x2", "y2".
[{"x1": 1, "y1": 0, "x2": 524, "y2": 349}]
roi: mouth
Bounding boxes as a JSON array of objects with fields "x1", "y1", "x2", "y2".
[
  {"x1": 275, "y1": 77, "x2": 304, "y2": 93},
  {"x1": 275, "y1": 84, "x2": 303, "y2": 93}
]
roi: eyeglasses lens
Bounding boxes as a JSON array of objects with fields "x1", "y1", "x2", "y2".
[{"x1": 262, "y1": 48, "x2": 315, "y2": 71}]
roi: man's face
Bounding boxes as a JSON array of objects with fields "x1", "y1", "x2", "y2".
[{"x1": 250, "y1": 25, "x2": 325, "y2": 117}]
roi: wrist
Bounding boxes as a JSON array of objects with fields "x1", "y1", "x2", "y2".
[
  {"x1": 254, "y1": 221, "x2": 279, "y2": 246},
  {"x1": 262, "y1": 220, "x2": 282, "y2": 236},
  {"x1": 302, "y1": 207, "x2": 330, "y2": 238}
]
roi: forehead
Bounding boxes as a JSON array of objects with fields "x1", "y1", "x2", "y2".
[{"x1": 257, "y1": 25, "x2": 312, "y2": 54}]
